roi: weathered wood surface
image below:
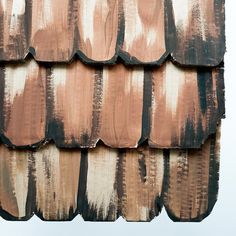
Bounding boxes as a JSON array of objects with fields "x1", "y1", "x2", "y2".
[
  {"x1": 0, "y1": 130, "x2": 220, "y2": 221},
  {"x1": 169, "y1": 0, "x2": 225, "y2": 66},
  {"x1": 0, "y1": 0, "x2": 225, "y2": 65},
  {"x1": 0, "y1": 61, "x2": 225, "y2": 148}
]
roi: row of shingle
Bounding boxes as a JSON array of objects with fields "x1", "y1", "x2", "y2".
[
  {"x1": 0, "y1": 0, "x2": 225, "y2": 65},
  {"x1": 0, "y1": 132, "x2": 219, "y2": 221},
  {"x1": 0, "y1": 60, "x2": 224, "y2": 149}
]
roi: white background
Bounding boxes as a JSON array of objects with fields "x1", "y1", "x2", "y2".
[{"x1": 1, "y1": 1, "x2": 236, "y2": 235}]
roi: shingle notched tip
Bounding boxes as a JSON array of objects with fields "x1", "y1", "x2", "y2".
[{"x1": 0, "y1": 0, "x2": 225, "y2": 222}]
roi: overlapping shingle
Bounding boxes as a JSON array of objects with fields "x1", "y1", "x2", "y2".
[
  {"x1": 0, "y1": 60, "x2": 224, "y2": 148},
  {"x1": 0, "y1": 130, "x2": 220, "y2": 221},
  {"x1": 0, "y1": 0, "x2": 225, "y2": 222},
  {"x1": 0, "y1": 0, "x2": 225, "y2": 65}
]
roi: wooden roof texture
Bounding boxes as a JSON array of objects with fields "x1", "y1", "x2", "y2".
[{"x1": 0, "y1": 0, "x2": 225, "y2": 222}]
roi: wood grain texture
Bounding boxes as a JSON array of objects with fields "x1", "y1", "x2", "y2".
[
  {"x1": 0, "y1": 146, "x2": 32, "y2": 220},
  {"x1": 0, "y1": 60, "x2": 224, "y2": 148},
  {"x1": 0, "y1": 60, "x2": 46, "y2": 147},
  {"x1": 163, "y1": 129, "x2": 220, "y2": 221},
  {"x1": 30, "y1": 0, "x2": 75, "y2": 61},
  {"x1": 34, "y1": 145, "x2": 81, "y2": 221},
  {"x1": 169, "y1": 0, "x2": 225, "y2": 66},
  {"x1": 100, "y1": 64, "x2": 144, "y2": 148},
  {"x1": 150, "y1": 62, "x2": 224, "y2": 148},
  {"x1": 0, "y1": 0, "x2": 28, "y2": 60},
  {"x1": 77, "y1": 0, "x2": 119, "y2": 62},
  {"x1": 47, "y1": 61, "x2": 102, "y2": 148},
  {"x1": 0, "y1": 0, "x2": 226, "y2": 65},
  {"x1": 119, "y1": 146, "x2": 164, "y2": 221},
  {"x1": 0, "y1": 131, "x2": 221, "y2": 221},
  {"x1": 78, "y1": 146, "x2": 118, "y2": 221},
  {"x1": 121, "y1": 0, "x2": 166, "y2": 64}
]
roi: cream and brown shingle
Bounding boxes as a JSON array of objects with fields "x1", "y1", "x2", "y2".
[{"x1": 0, "y1": 0, "x2": 225, "y2": 221}]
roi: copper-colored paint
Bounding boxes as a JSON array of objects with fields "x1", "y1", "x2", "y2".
[
  {"x1": 77, "y1": 0, "x2": 119, "y2": 61},
  {"x1": 31, "y1": 0, "x2": 75, "y2": 61},
  {"x1": 0, "y1": 0, "x2": 27, "y2": 60},
  {"x1": 150, "y1": 62, "x2": 218, "y2": 148},
  {"x1": 34, "y1": 145, "x2": 81, "y2": 220},
  {"x1": 3, "y1": 60, "x2": 46, "y2": 146},
  {"x1": 100, "y1": 64, "x2": 144, "y2": 147},
  {"x1": 51, "y1": 61, "x2": 101, "y2": 147},
  {"x1": 163, "y1": 132, "x2": 220, "y2": 221},
  {"x1": 0, "y1": 146, "x2": 29, "y2": 218},
  {"x1": 171, "y1": 0, "x2": 224, "y2": 65},
  {"x1": 120, "y1": 146, "x2": 164, "y2": 221},
  {"x1": 122, "y1": 0, "x2": 166, "y2": 62}
]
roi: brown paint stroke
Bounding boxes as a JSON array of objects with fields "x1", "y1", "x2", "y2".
[
  {"x1": 77, "y1": 0, "x2": 119, "y2": 61},
  {"x1": 0, "y1": 133, "x2": 221, "y2": 222},
  {"x1": 120, "y1": 146, "x2": 164, "y2": 221},
  {"x1": 122, "y1": 0, "x2": 166, "y2": 63},
  {"x1": 0, "y1": 145, "x2": 29, "y2": 218},
  {"x1": 34, "y1": 145, "x2": 81, "y2": 220},
  {"x1": 3, "y1": 60, "x2": 46, "y2": 147},
  {"x1": 100, "y1": 64, "x2": 144, "y2": 148},
  {"x1": 83, "y1": 145, "x2": 118, "y2": 220},
  {"x1": 31, "y1": 0, "x2": 75, "y2": 61},
  {"x1": 163, "y1": 129, "x2": 220, "y2": 221},
  {"x1": 150, "y1": 62, "x2": 222, "y2": 148},
  {"x1": 0, "y1": 0, "x2": 27, "y2": 60},
  {"x1": 51, "y1": 61, "x2": 102, "y2": 147},
  {"x1": 170, "y1": 0, "x2": 225, "y2": 65}
]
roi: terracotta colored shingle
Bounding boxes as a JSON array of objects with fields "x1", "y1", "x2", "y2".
[{"x1": 0, "y1": 0, "x2": 225, "y2": 222}]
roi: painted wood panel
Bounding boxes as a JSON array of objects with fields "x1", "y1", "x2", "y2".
[
  {"x1": 150, "y1": 62, "x2": 224, "y2": 148},
  {"x1": 100, "y1": 64, "x2": 144, "y2": 147},
  {"x1": 77, "y1": 0, "x2": 119, "y2": 62},
  {"x1": 169, "y1": 0, "x2": 225, "y2": 66},
  {"x1": 163, "y1": 130, "x2": 220, "y2": 221},
  {"x1": 30, "y1": 0, "x2": 75, "y2": 61},
  {"x1": 0, "y1": 0, "x2": 28, "y2": 60},
  {"x1": 0, "y1": 146, "x2": 32, "y2": 220},
  {"x1": 46, "y1": 61, "x2": 102, "y2": 148},
  {"x1": 34, "y1": 145, "x2": 81, "y2": 220},
  {"x1": 0, "y1": 61, "x2": 224, "y2": 148},
  {"x1": 0, "y1": 130, "x2": 220, "y2": 221},
  {"x1": 119, "y1": 146, "x2": 164, "y2": 221},
  {"x1": 0, "y1": 60, "x2": 46, "y2": 147},
  {"x1": 120, "y1": 0, "x2": 166, "y2": 64},
  {"x1": 0, "y1": 0, "x2": 226, "y2": 65}
]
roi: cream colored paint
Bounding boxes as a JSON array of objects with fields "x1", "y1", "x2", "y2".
[
  {"x1": 5, "y1": 60, "x2": 39, "y2": 103},
  {"x1": 123, "y1": 0, "x2": 143, "y2": 50},
  {"x1": 86, "y1": 147, "x2": 117, "y2": 219},
  {"x1": 126, "y1": 68, "x2": 144, "y2": 95},
  {"x1": 11, "y1": 152, "x2": 28, "y2": 218},
  {"x1": 172, "y1": 0, "x2": 190, "y2": 28},
  {"x1": 164, "y1": 62, "x2": 185, "y2": 115},
  {"x1": 80, "y1": 0, "x2": 108, "y2": 44}
]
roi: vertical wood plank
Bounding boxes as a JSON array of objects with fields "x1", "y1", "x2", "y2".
[
  {"x1": 0, "y1": 146, "x2": 33, "y2": 219},
  {"x1": 121, "y1": 0, "x2": 166, "y2": 63},
  {"x1": 0, "y1": 0, "x2": 28, "y2": 60},
  {"x1": 163, "y1": 130, "x2": 220, "y2": 221},
  {"x1": 169, "y1": 0, "x2": 225, "y2": 65},
  {"x1": 100, "y1": 64, "x2": 144, "y2": 147},
  {"x1": 150, "y1": 62, "x2": 224, "y2": 148},
  {"x1": 30, "y1": 0, "x2": 75, "y2": 61},
  {"x1": 47, "y1": 61, "x2": 103, "y2": 148},
  {"x1": 2, "y1": 60, "x2": 46, "y2": 147},
  {"x1": 77, "y1": 0, "x2": 119, "y2": 62},
  {"x1": 78, "y1": 145, "x2": 118, "y2": 221},
  {"x1": 34, "y1": 145, "x2": 81, "y2": 220},
  {"x1": 118, "y1": 146, "x2": 164, "y2": 221}
]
